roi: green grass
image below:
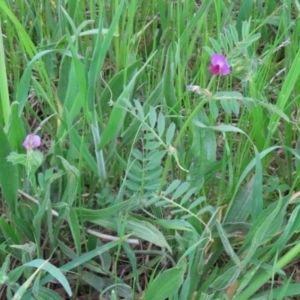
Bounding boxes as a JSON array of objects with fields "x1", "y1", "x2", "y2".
[{"x1": 1, "y1": 0, "x2": 300, "y2": 299}]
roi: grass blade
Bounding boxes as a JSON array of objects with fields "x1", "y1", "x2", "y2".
[{"x1": 0, "y1": 126, "x2": 18, "y2": 214}]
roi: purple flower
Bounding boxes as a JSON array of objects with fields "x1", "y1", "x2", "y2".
[
  {"x1": 209, "y1": 54, "x2": 230, "y2": 76},
  {"x1": 22, "y1": 134, "x2": 41, "y2": 150}
]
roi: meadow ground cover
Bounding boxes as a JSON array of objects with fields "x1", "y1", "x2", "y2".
[{"x1": 1, "y1": 0, "x2": 300, "y2": 299}]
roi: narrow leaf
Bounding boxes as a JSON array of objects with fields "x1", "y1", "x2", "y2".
[
  {"x1": 0, "y1": 126, "x2": 18, "y2": 214},
  {"x1": 24, "y1": 259, "x2": 72, "y2": 296},
  {"x1": 143, "y1": 265, "x2": 185, "y2": 300}
]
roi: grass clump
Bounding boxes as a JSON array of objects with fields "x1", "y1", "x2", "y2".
[{"x1": 1, "y1": 0, "x2": 300, "y2": 299}]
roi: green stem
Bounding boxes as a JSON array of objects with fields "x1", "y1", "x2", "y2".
[
  {"x1": 114, "y1": 0, "x2": 120, "y2": 71},
  {"x1": 158, "y1": 78, "x2": 216, "y2": 193},
  {"x1": 0, "y1": 20, "x2": 10, "y2": 127},
  {"x1": 157, "y1": 98, "x2": 207, "y2": 193}
]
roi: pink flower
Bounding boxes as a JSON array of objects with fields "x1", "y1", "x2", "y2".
[
  {"x1": 209, "y1": 54, "x2": 230, "y2": 76},
  {"x1": 22, "y1": 134, "x2": 41, "y2": 150}
]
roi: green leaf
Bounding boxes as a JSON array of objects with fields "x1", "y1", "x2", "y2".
[
  {"x1": 186, "y1": 196, "x2": 205, "y2": 210},
  {"x1": 127, "y1": 219, "x2": 171, "y2": 252},
  {"x1": 163, "y1": 179, "x2": 181, "y2": 196},
  {"x1": 241, "y1": 199, "x2": 285, "y2": 266},
  {"x1": 7, "y1": 265, "x2": 24, "y2": 284},
  {"x1": 22, "y1": 287, "x2": 64, "y2": 300},
  {"x1": 0, "y1": 215, "x2": 20, "y2": 244},
  {"x1": 252, "y1": 147, "x2": 263, "y2": 220},
  {"x1": 16, "y1": 65, "x2": 33, "y2": 116},
  {"x1": 87, "y1": 0, "x2": 125, "y2": 112},
  {"x1": 231, "y1": 146, "x2": 279, "y2": 201},
  {"x1": 274, "y1": 205, "x2": 300, "y2": 250},
  {"x1": 0, "y1": 21, "x2": 11, "y2": 126},
  {"x1": 253, "y1": 282, "x2": 300, "y2": 299},
  {"x1": 61, "y1": 36, "x2": 85, "y2": 119},
  {"x1": 179, "y1": 0, "x2": 212, "y2": 50},
  {"x1": 58, "y1": 156, "x2": 79, "y2": 207},
  {"x1": 157, "y1": 112, "x2": 165, "y2": 137},
  {"x1": 68, "y1": 126, "x2": 99, "y2": 176},
  {"x1": 149, "y1": 106, "x2": 157, "y2": 129},
  {"x1": 0, "y1": 2, "x2": 37, "y2": 59},
  {"x1": 180, "y1": 187, "x2": 198, "y2": 206},
  {"x1": 7, "y1": 103, "x2": 26, "y2": 152},
  {"x1": 121, "y1": 80, "x2": 163, "y2": 146},
  {"x1": 98, "y1": 51, "x2": 157, "y2": 150},
  {"x1": 190, "y1": 110, "x2": 216, "y2": 188},
  {"x1": 152, "y1": 219, "x2": 193, "y2": 231},
  {"x1": 144, "y1": 141, "x2": 161, "y2": 150},
  {"x1": 209, "y1": 38, "x2": 222, "y2": 54},
  {"x1": 126, "y1": 180, "x2": 141, "y2": 191},
  {"x1": 213, "y1": 91, "x2": 243, "y2": 101},
  {"x1": 236, "y1": 1, "x2": 254, "y2": 39},
  {"x1": 40, "y1": 240, "x2": 120, "y2": 286},
  {"x1": 12, "y1": 259, "x2": 71, "y2": 300},
  {"x1": 166, "y1": 123, "x2": 176, "y2": 145},
  {"x1": 216, "y1": 221, "x2": 241, "y2": 266},
  {"x1": 144, "y1": 168, "x2": 162, "y2": 181},
  {"x1": 24, "y1": 259, "x2": 72, "y2": 296},
  {"x1": 67, "y1": 209, "x2": 81, "y2": 255},
  {"x1": 211, "y1": 265, "x2": 240, "y2": 291},
  {"x1": 209, "y1": 100, "x2": 219, "y2": 120},
  {"x1": 163, "y1": 43, "x2": 181, "y2": 127},
  {"x1": 225, "y1": 177, "x2": 254, "y2": 223},
  {"x1": 267, "y1": 46, "x2": 300, "y2": 143},
  {"x1": 133, "y1": 99, "x2": 145, "y2": 119},
  {"x1": 57, "y1": 55, "x2": 71, "y2": 108},
  {"x1": 143, "y1": 264, "x2": 185, "y2": 300},
  {"x1": 10, "y1": 214, "x2": 34, "y2": 241},
  {"x1": 97, "y1": 97, "x2": 127, "y2": 150},
  {"x1": 0, "y1": 126, "x2": 18, "y2": 214},
  {"x1": 172, "y1": 182, "x2": 190, "y2": 200},
  {"x1": 220, "y1": 99, "x2": 232, "y2": 115},
  {"x1": 230, "y1": 98, "x2": 240, "y2": 115},
  {"x1": 74, "y1": 200, "x2": 132, "y2": 221}
]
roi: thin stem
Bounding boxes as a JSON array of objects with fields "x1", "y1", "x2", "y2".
[
  {"x1": 158, "y1": 97, "x2": 207, "y2": 193},
  {"x1": 0, "y1": 20, "x2": 10, "y2": 127},
  {"x1": 158, "y1": 78, "x2": 216, "y2": 193}
]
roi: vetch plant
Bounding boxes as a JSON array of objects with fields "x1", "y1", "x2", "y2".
[
  {"x1": 209, "y1": 53, "x2": 231, "y2": 76},
  {"x1": 7, "y1": 133, "x2": 43, "y2": 190}
]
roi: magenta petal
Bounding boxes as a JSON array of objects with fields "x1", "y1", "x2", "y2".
[
  {"x1": 209, "y1": 65, "x2": 220, "y2": 75},
  {"x1": 211, "y1": 53, "x2": 226, "y2": 65},
  {"x1": 210, "y1": 53, "x2": 230, "y2": 76},
  {"x1": 220, "y1": 64, "x2": 231, "y2": 75}
]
